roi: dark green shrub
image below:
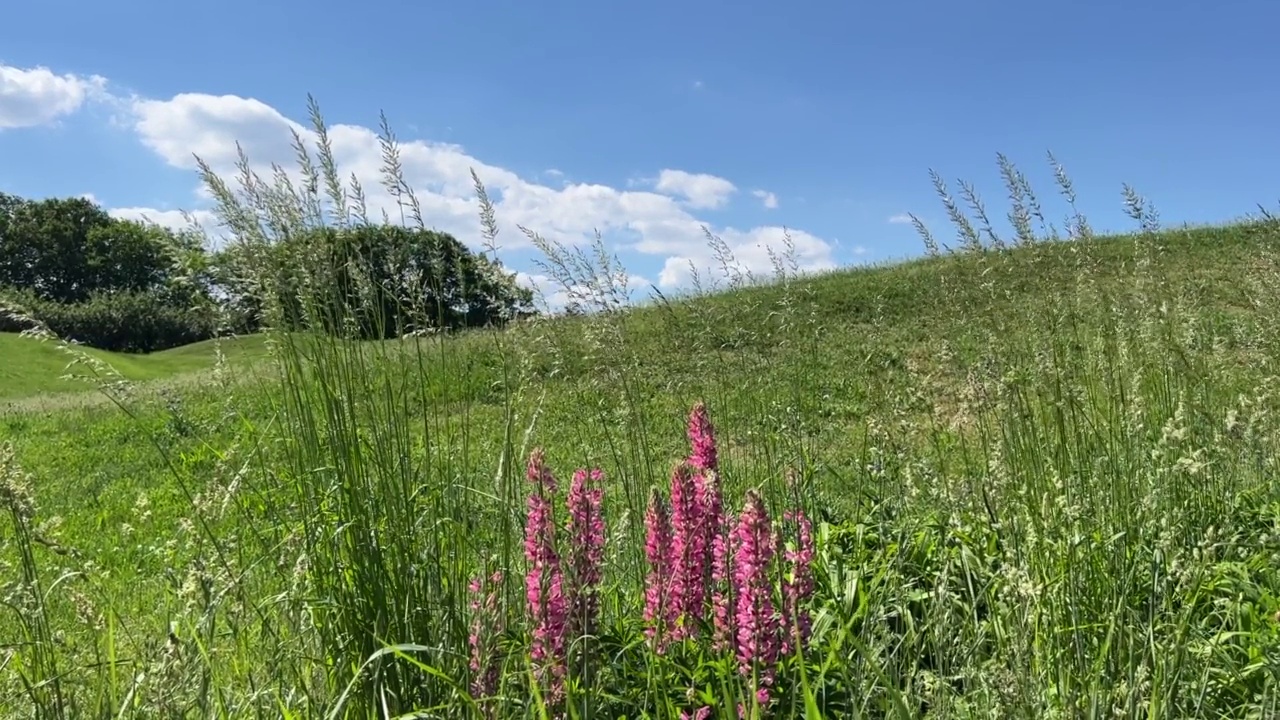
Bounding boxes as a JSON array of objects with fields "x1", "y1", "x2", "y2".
[{"x1": 0, "y1": 287, "x2": 218, "y2": 353}]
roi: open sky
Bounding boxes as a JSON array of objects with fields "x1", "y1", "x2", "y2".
[{"x1": 2, "y1": 0, "x2": 1277, "y2": 304}]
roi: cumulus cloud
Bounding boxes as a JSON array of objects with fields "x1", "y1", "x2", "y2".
[
  {"x1": 887, "y1": 213, "x2": 913, "y2": 224},
  {"x1": 516, "y1": 269, "x2": 655, "y2": 311},
  {"x1": 0, "y1": 63, "x2": 107, "y2": 129},
  {"x1": 654, "y1": 226, "x2": 836, "y2": 289},
  {"x1": 752, "y1": 189, "x2": 779, "y2": 209},
  {"x1": 108, "y1": 206, "x2": 220, "y2": 234},
  {"x1": 653, "y1": 169, "x2": 737, "y2": 210},
  {"x1": 119, "y1": 90, "x2": 836, "y2": 291}
]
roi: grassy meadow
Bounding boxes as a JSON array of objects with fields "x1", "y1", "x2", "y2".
[{"x1": 2, "y1": 135, "x2": 1280, "y2": 719}]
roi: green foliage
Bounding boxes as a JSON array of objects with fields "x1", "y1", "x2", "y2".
[
  {"x1": 311, "y1": 223, "x2": 534, "y2": 334},
  {"x1": 0, "y1": 287, "x2": 217, "y2": 353},
  {"x1": 3, "y1": 106, "x2": 1280, "y2": 718},
  {"x1": 0, "y1": 333, "x2": 268, "y2": 402},
  {"x1": 0, "y1": 193, "x2": 177, "y2": 303},
  {"x1": 212, "y1": 224, "x2": 534, "y2": 339},
  {"x1": 0, "y1": 191, "x2": 225, "y2": 352}
]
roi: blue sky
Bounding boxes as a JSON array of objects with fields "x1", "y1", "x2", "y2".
[{"x1": 2, "y1": 0, "x2": 1277, "y2": 304}]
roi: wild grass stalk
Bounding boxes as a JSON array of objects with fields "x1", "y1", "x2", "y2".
[{"x1": 2, "y1": 114, "x2": 1279, "y2": 719}]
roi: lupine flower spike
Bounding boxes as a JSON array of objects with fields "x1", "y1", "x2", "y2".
[
  {"x1": 687, "y1": 404, "x2": 737, "y2": 653},
  {"x1": 669, "y1": 462, "x2": 706, "y2": 640},
  {"x1": 523, "y1": 449, "x2": 567, "y2": 703},
  {"x1": 782, "y1": 509, "x2": 815, "y2": 654},
  {"x1": 643, "y1": 488, "x2": 675, "y2": 652},
  {"x1": 688, "y1": 401, "x2": 719, "y2": 472},
  {"x1": 565, "y1": 467, "x2": 606, "y2": 641},
  {"x1": 701, "y1": 470, "x2": 736, "y2": 655},
  {"x1": 733, "y1": 489, "x2": 782, "y2": 706},
  {"x1": 468, "y1": 570, "x2": 504, "y2": 714}
]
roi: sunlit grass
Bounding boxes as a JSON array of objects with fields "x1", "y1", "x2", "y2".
[{"x1": 2, "y1": 105, "x2": 1279, "y2": 719}]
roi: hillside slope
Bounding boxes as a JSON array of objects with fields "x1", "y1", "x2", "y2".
[
  {"x1": 4, "y1": 219, "x2": 1280, "y2": 717},
  {"x1": 1, "y1": 219, "x2": 1274, "y2": 405},
  {"x1": 0, "y1": 333, "x2": 269, "y2": 400}
]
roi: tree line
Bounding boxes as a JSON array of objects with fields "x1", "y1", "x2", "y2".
[{"x1": 0, "y1": 191, "x2": 535, "y2": 353}]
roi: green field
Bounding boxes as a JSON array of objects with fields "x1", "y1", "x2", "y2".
[
  {"x1": 3, "y1": 215, "x2": 1280, "y2": 718},
  {"x1": 0, "y1": 334, "x2": 271, "y2": 403}
]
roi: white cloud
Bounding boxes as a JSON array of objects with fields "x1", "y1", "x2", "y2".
[
  {"x1": 119, "y1": 90, "x2": 836, "y2": 291},
  {"x1": 654, "y1": 226, "x2": 836, "y2": 288},
  {"x1": 131, "y1": 93, "x2": 307, "y2": 172},
  {"x1": 108, "y1": 206, "x2": 219, "y2": 234},
  {"x1": 752, "y1": 189, "x2": 779, "y2": 209},
  {"x1": 0, "y1": 63, "x2": 107, "y2": 129},
  {"x1": 887, "y1": 213, "x2": 913, "y2": 224},
  {"x1": 516, "y1": 270, "x2": 655, "y2": 311},
  {"x1": 653, "y1": 169, "x2": 736, "y2": 210}
]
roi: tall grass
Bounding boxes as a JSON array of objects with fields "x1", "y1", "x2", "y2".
[{"x1": 2, "y1": 103, "x2": 1279, "y2": 718}]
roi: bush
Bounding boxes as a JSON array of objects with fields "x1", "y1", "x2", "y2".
[{"x1": 0, "y1": 287, "x2": 218, "y2": 353}]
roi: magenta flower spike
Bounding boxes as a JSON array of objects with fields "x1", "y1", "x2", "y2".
[
  {"x1": 523, "y1": 449, "x2": 567, "y2": 702},
  {"x1": 687, "y1": 401, "x2": 719, "y2": 473},
  {"x1": 710, "y1": 501, "x2": 738, "y2": 654},
  {"x1": 782, "y1": 509, "x2": 816, "y2": 653},
  {"x1": 669, "y1": 462, "x2": 707, "y2": 640},
  {"x1": 643, "y1": 488, "x2": 675, "y2": 652},
  {"x1": 697, "y1": 466, "x2": 726, "y2": 607},
  {"x1": 565, "y1": 467, "x2": 606, "y2": 640},
  {"x1": 733, "y1": 490, "x2": 782, "y2": 704},
  {"x1": 468, "y1": 570, "x2": 504, "y2": 710}
]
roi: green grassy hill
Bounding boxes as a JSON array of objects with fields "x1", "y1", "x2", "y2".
[
  {"x1": 2, "y1": 219, "x2": 1267, "y2": 405},
  {"x1": 0, "y1": 333, "x2": 270, "y2": 400},
  {"x1": 3, "y1": 219, "x2": 1280, "y2": 717}
]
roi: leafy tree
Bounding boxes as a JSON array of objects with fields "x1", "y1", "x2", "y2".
[
  {"x1": 211, "y1": 224, "x2": 534, "y2": 338},
  {"x1": 0, "y1": 192, "x2": 181, "y2": 303},
  {"x1": 0, "y1": 190, "x2": 534, "y2": 348},
  {"x1": 0, "y1": 191, "x2": 222, "y2": 351},
  {"x1": 0, "y1": 286, "x2": 217, "y2": 352}
]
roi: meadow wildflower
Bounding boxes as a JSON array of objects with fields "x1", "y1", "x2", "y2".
[
  {"x1": 468, "y1": 570, "x2": 504, "y2": 709},
  {"x1": 710, "y1": 504, "x2": 738, "y2": 653},
  {"x1": 688, "y1": 401, "x2": 719, "y2": 472},
  {"x1": 781, "y1": 509, "x2": 815, "y2": 653},
  {"x1": 733, "y1": 490, "x2": 782, "y2": 703},
  {"x1": 523, "y1": 449, "x2": 567, "y2": 701},
  {"x1": 696, "y1": 466, "x2": 726, "y2": 633},
  {"x1": 643, "y1": 488, "x2": 675, "y2": 652},
  {"x1": 669, "y1": 462, "x2": 706, "y2": 639},
  {"x1": 565, "y1": 467, "x2": 605, "y2": 640}
]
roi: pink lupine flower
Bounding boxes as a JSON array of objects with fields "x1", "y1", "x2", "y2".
[
  {"x1": 680, "y1": 708, "x2": 712, "y2": 720},
  {"x1": 468, "y1": 570, "x2": 503, "y2": 709},
  {"x1": 687, "y1": 401, "x2": 719, "y2": 472},
  {"x1": 565, "y1": 467, "x2": 605, "y2": 640},
  {"x1": 527, "y1": 447, "x2": 557, "y2": 493},
  {"x1": 782, "y1": 509, "x2": 816, "y2": 653},
  {"x1": 733, "y1": 490, "x2": 782, "y2": 704},
  {"x1": 710, "y1": 501, "x2": 738, "y2": 653},
  {"x1": 669, "y1": 462, "x2": 707, "y2": 639},
  {"x1": 643, "y1": 488, "x2": 675, "y2": 652},
  {"x1": 523, "y1": 449, "x2": 567, "y2": 702},
  {"x1": 696, "y1": 468, "x2": 725, "y2": 599}
]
